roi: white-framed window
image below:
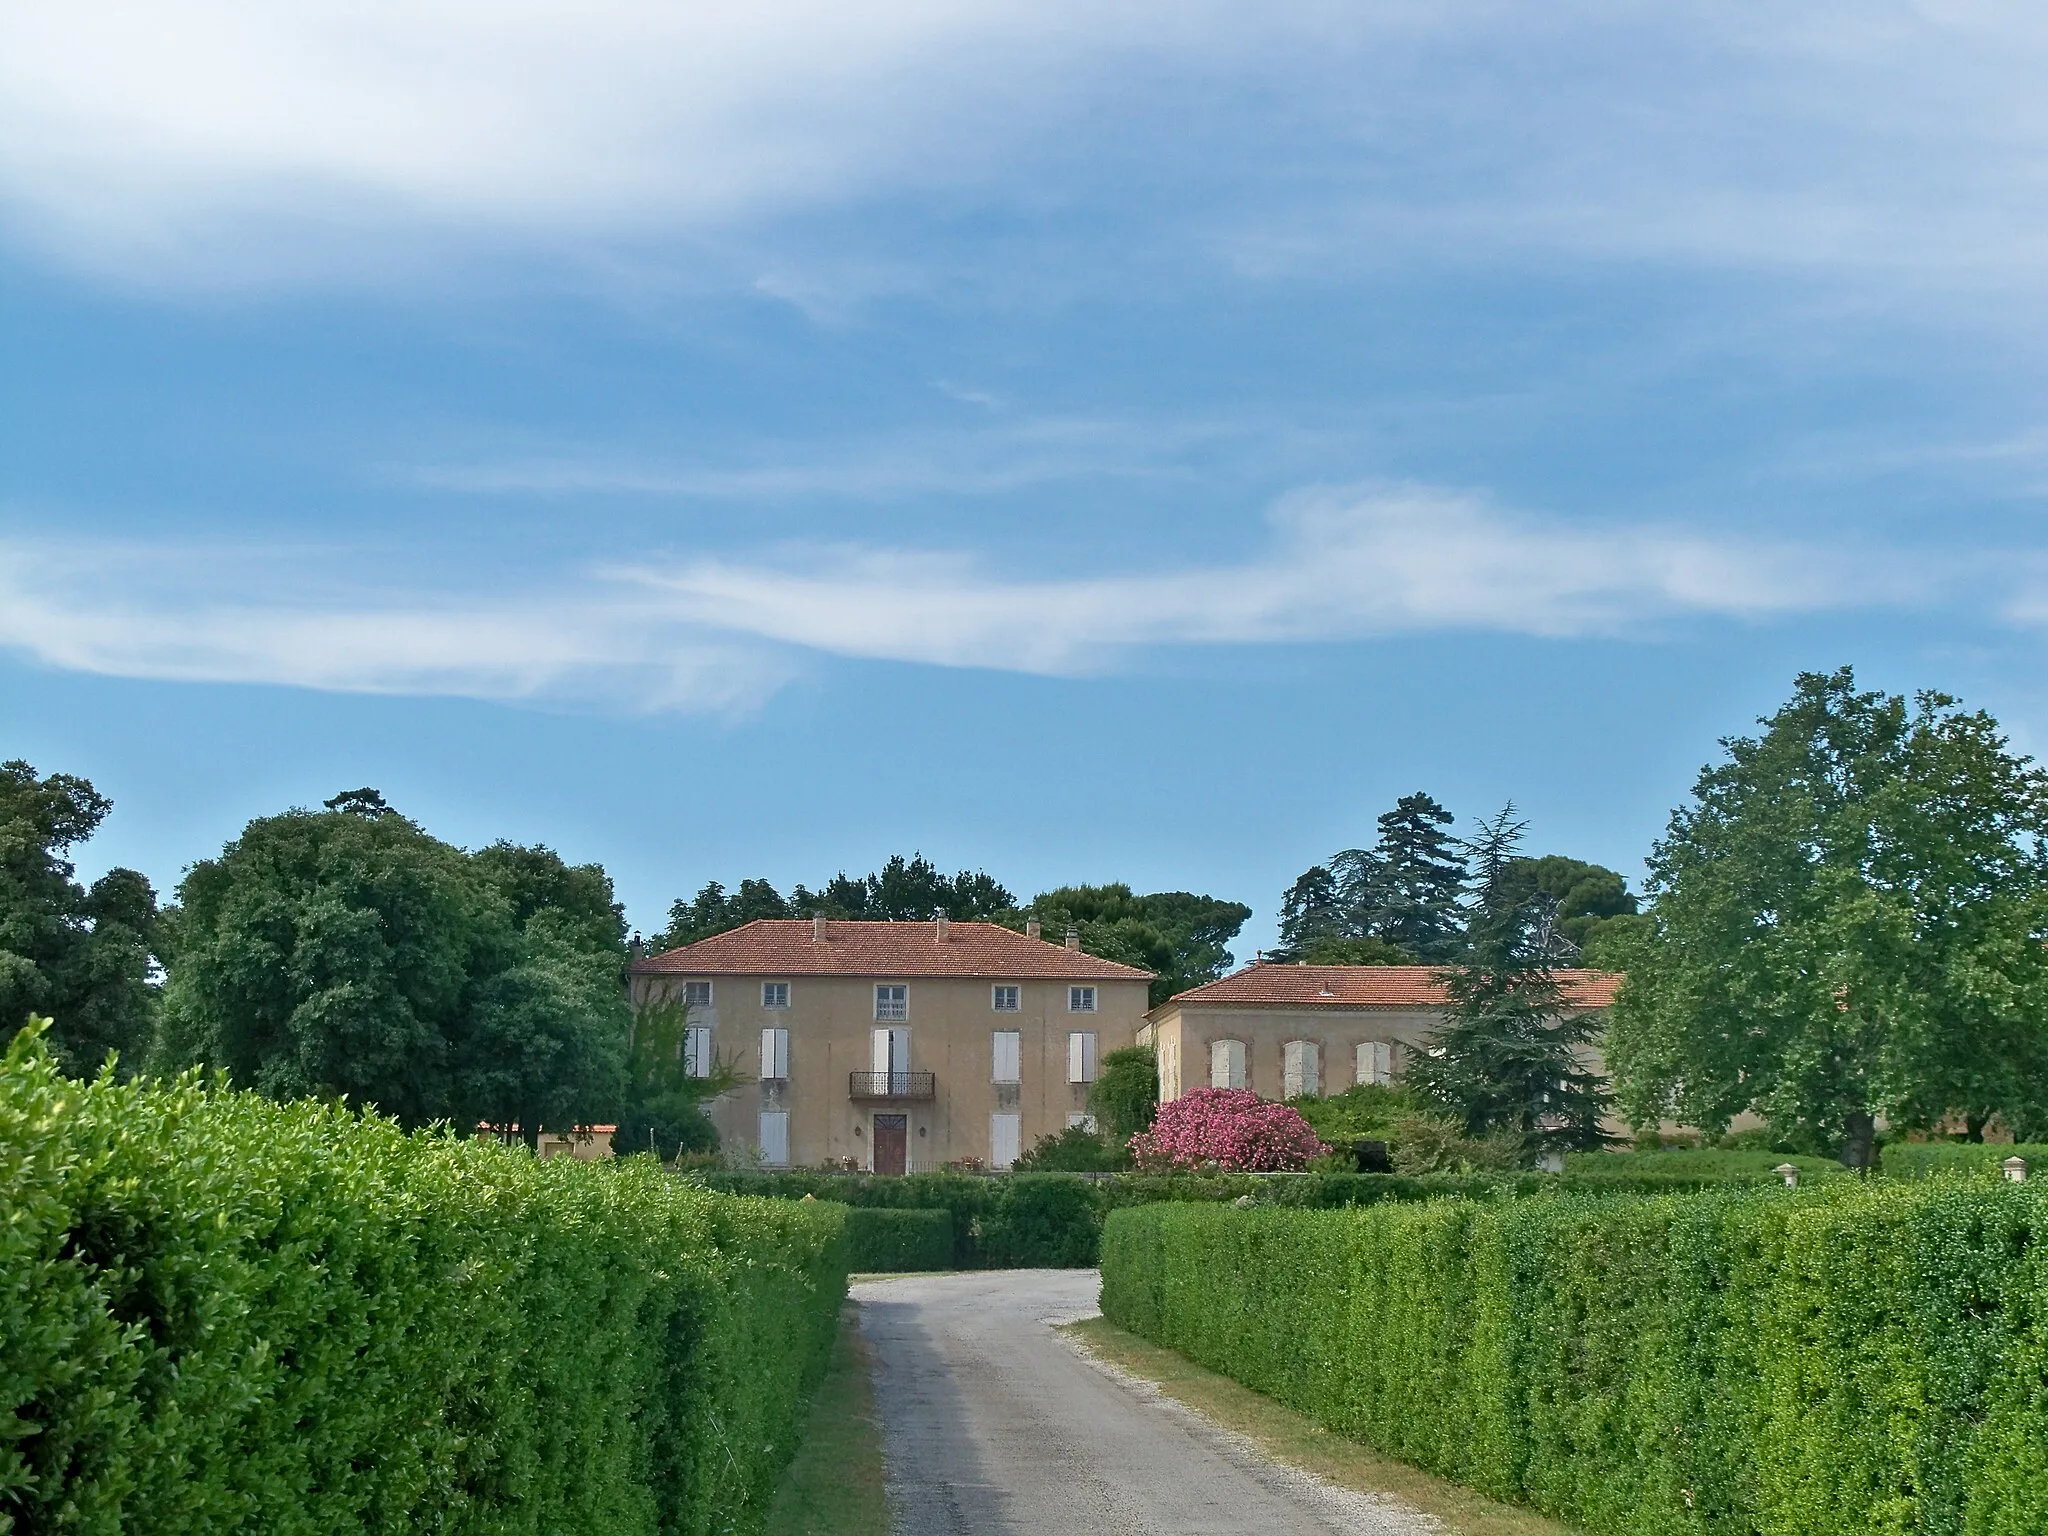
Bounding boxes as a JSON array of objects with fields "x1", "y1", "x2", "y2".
[
  {"x1": 992, "y1": 984, "x2": 1021, "y2": 1013},
  {"x1": 683, "y1": 980, "x2": 713, "y2": 1008},
  {"x1": 1357, "y1": 1040, "x2": 1394, "y2": 1086},
  {"x1": 682, "y1": 1025, "x2": 713, "y2": 1079},
  {"x1": 761, "y1": 1026, "x2": 791, "y2": 1080},
  {"x1": 762, "y1": 981, "x2": 790, "y2": 1009},
  {"x1": 1283, "y1": 1039, "x2": 1321, "y2": 1099},
  {"x1": 875, "y1": 984, "x2": 908, "y2": 1021},
  {"x1": 1067, "y1": 1112, "x2": 1098, "y2": 1132},
  {"x1": 992, "y1": 1030, "x2": 1022, "y2": 1084},
  {"x1": 758, "y1": 1111, "x2": 789, "y2": 1166},
  {"x1": 1210, "y1": 1038, "x2": 1247, "y2": 1090},
  {"x1": 1068, "y1": 985, "x2": 1097, "y2": 1013},
  {"x1": 871, "y1": 1027, "x2": 911, "y2": 1076},
  {"x1": 990, "y1": 1113, "x2": 1022, "y2": 1170},
  {"x1": 1067, "y1": 1031, "x2": 1098, "y2": 1084}
]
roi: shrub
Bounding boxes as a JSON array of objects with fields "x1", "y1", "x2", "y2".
[
  {"x1": 1882, "y1": 1141, "x2": 2048, "y2": 1179},
  {"x1": 1127, "y1": 1088, "x2": 1328, "y2": 1172},
  {"x1": 843, "y1": 1207, "x2": 954, "y2": 1272},
  {"x1": 0, "y1": 1024, "x2": 846, "y2": 1536},
  {"x1": 1563, "y1": 1147, "x2": 1847, "y2": 1181},
  {"x1": 1100, "y1": 1181, "x2": 2048, "y2": 1536},
  {"x1": 1013, "y1": 1124, "x2": 1126, "y2": 1172}
]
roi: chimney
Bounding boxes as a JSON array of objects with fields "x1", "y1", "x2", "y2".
[
  {"x1": 1025, "y1": 917, "x2": 1042, "y2": 941},
  {"x1": 812, "y1": 913, "x2": 827, "y2": 942},
  {"x1": 935, "y1": 913, "x2": 950, "y2": 943},
  {"x1": 1065, "y1": 924, "x2": 1080, "y2": 952}
]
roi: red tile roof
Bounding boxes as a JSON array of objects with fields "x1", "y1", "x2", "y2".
[
  {"x1": 632, "y1": 919, "x2": 1153, "y2": 980},
  {"x1": 1155, "y1": 962, "x2": 1620, "y2": 1013}
]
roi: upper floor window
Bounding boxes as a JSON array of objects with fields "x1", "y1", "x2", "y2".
[
  {"x1": 762, "y1": 981, "x2": 790, "y2": 1009},
  {"x1": 760, "y1": 1026, "x2": 791, "y2": 1080},
  {"x1": 1068, "y1": 985, "x2": 1097, "y2": 1013},
  {"x1": 992, "y1": 984, "x2": 1021, "y2": 1013},
  {"x1": 992, "y1": 1030, "x2": 1022, "y2": 1084},
  {"x1": 682, "y1": 1025, "x2": 713, "y2": 1079},
  {"x1": 682, "y1": 980, "x2": 712, "y2": 1008},
  {"x1": 875, "y1": 984, "x2": 908, "y2": 1021},
  {"x1": 1067, "y1": 1031, "x2": 1098, "y2": 1084}
]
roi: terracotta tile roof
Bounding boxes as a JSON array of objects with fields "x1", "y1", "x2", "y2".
[
  {"x1": 1155, "y1": 961, "x2": 1620, "y2": 1013},
  {"x1": 632, "y1": 919, "x2": 1153, "y2": 980}
]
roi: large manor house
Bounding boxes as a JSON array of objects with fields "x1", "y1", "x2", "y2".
[{"x1": 630, "y1": 917, "x2": 1618, "y2": 1171}]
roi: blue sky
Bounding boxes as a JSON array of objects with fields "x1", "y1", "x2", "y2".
[{"x1": 7, "y1": 2, "x2": 2048, "y2": 953}]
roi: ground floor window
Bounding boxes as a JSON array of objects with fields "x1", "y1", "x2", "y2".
[
  {"x1": 1209, "y1": 1038, "x2": 1247, "y2": 1090},
  {"x1": 758, "y1": 1111, "x2": 789, "y2": 1166},
  {"x1": 1066, "y1": 1112, "x2": 1098, "y2": 1132},
  {"x1": 1357, "y1": 1040, "x2": 1393, "y2": 1086},
  {"x1": 990, "y1": 1112, "x2": 1021, "y2": 1169},
  {"x1": 1283, "y1": 1039, "x2": 1321, "y2": 1098}
]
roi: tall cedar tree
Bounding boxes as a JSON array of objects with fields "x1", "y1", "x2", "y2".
[
  {"x1": 1366, "y1": 792, "x2": 1469, "y2": 961},
  {"x1": 1009, "y1": 885, "x2": 1250, "y2": 1007},
  {"x1": 1606, "y1": 669, "x2": 2048, "y2": 1165},
  {"x1": 1406, "y1": 805, "x2": 1611, "y2": 1150},
  {"x1": 0, "y1": 760, "x2": 160, "y2": 1074}
]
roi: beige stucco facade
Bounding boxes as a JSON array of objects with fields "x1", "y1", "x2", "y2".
[
  {"x1": 628, "y1": 921, "x2": 1151, "y2": 1171},
  {"x1": 1140, "y1": 1002, "x2": 1441, "y2": 1101}
]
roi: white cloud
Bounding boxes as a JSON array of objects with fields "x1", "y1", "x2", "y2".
[
  {"x1": 0, "y1": 486, "x2": 1941, "y2": 708},
  {"x1": 7, "y1": 1, "x2": 2048, "y2": 294}
]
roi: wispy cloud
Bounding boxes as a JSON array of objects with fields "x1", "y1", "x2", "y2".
[{"x1": 0, "y1": 485, "x2": 1946, "y2": 708}]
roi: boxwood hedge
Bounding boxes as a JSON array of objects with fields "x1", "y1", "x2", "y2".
[
  {"x1": 843, "y1": 1207, "x2": 953, "y2": 1273},
  {"x1": 1100, "y1": 1183, "x2": 2048, "y2": 1536},
  {"x1": 1882, "y1": 1142, "x2": 2048, "y2": 1180},
  {"x1": 0, "y1": 1026, "x2": 848, "y2": 1536}
]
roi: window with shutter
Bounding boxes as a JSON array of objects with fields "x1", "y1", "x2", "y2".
[
  {"x1": 1210, "y1": 1038, "x2": 1247, "y2": 1090},
  {"x1": 990, "y1": 1113, "x2": 1021, "y2": 1169},
  {"x1": 1356, "y1": 1040, "x2": 1393, "y2": 1086},
  {"x1": 682, "y1": 1025, "x2": 713, "y2": 1079},
  {"x1": 992, "y1": 1030, "x2": 1021, "y2": 1083},
  {"x1": 760, "y1": 1027, "x2": 790, "y2": 1080},
  {"x1": 1067, "y1": 1031, "x2": 1098, "y2": 1083},
  {"x1": 757, "y1": 1111, "x2": 789, "y2": 1166},
  {"x1": 1067, "y1": 1112, "x2": 1098, "y2": 1132},
  {"x1": 1283, "y1": 1040, "x2": 1320, "y2": 1098}
]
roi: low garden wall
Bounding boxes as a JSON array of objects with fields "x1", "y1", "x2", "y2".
[
  {"x1": 1099, "y1": 1184, "x2": 2048, "y2": 1536},
  {"x1": 0, "y1": 1028, "x2": 848, "y2": 1536}
]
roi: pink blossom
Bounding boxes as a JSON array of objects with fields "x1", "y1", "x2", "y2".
[{"x1": 1128, "y1": 1088, "x2": 1328, "y2": 1173}]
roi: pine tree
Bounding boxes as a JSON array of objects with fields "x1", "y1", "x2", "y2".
[
  {"x1": 1406, "y1": 805, "x2": 1610, "y2": 1150},
  {"x1": 1274, "y1": 865, "x2": 1345, "y2": 959},
  {"x1": 1365, "y1": 792, "x2": 1468, "y2": 961}
]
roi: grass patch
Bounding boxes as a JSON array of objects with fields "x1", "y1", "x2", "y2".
[
  {"x1": 1062, "y1": 1316, "x2": 1576, "y2": 1536},
  {"x1": 764, "y1": 1302, "x2": 890, "y2": 1536}
]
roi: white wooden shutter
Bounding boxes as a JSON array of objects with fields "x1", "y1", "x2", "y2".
[
  {"x1": 757, "y1": 1111, "x2": 789, "y2": 1166},
  {"x1": 990, "y1": 1113, "x2": 1021, "y2": 1169},
  {"x1": 1357, "y1": 1040, "x2": 1393, "y2": 1086},
  {"x1": 760, "y1": 1027, "x2": 790, "y2": 1079},
  {"x1": 683, "y1": 1026, "x2": 712, "y2": 1079},
  {"x1": 1210, "y1": 1039, "x2": 1246, "y2": 1090},
  {"x1": 1067, "y1": 1031, "x2": 1098, "y2": 1083},
  {"x1": 992, "y1": 1030, "x2": 1022, "y2": 1083}
]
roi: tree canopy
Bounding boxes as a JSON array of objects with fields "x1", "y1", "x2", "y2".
[
  {"x1": 1606, "y1": 669, "x2": 2048, "y2": 1166},
  {"x1": 1406, "y1": 806, "x2": 1611, "y2": 1151},
  {"x1": 0, "y1": 760, "x2": 161, "y2": 1075},
  {"x1": 1004, "y1": 884, "x2": 1251, "y2": 1006},
  {"x1": 649, "y1": 854, "x2": 1015, "y2": 949},
  {"x1": 156, "y1": 793, "x2": 629, "y2": 1138},
  {"x1": 1276, "y1": 791, "x2": 1468, "y2": 961}
]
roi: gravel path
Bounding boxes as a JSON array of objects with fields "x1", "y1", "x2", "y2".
[{"x1": 852, "y1": 1270, "x2": 1439, "y2": 1536}]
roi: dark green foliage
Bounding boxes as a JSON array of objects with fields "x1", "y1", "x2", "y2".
[
  {"x1": 613, "y1": 998, "x2": 731, "y2": 1160},
  {"x1": 1609, "y1": 669, "x2": 2048, "y2": 1169},
  {"x1": 1408, "y1": 807, "x2": 1611, "y2": 1150},
  {"x1": 155, "y1": 798, "x2": 628, "y2": 1137},
  {"x1": 0, "y1": 760, "x2": 161, "y2": 1074},
  {"x1": 1013, "y1": 1124, "x2": 1127, "y2": 1171},
  {"x1": 1497, "y1": 853, "x2": 1639, "y2": 952},
  {"x1": 1277, "y1": 791, "x2": 1468, "y2": 962},
  {"x1": 842, "y1": 1207, "x2": 954, "y2": 1272},
  {"x1": 650, "y1": 856, "x2": 1016, "y2": 950},
  {"x1": 1100, "y1": 1181, "x2": 2048, "y2": 1536},
  {"x1": 1291, "y1": 935, "x2": 1417, "y2": 965},
  {"x1": 1276, "y1": 865, "x2": 1347, "y2": 959},
  {"x1": 1563, "y1": 1147, "x2": 1846, "y2": 1181},
  {"x1": 0, "y1": 1024, "x2": 846, "y2": 1536},
  {"x1": 1003, "y1": 885, "x2": 1250, "y2": 1006},
  {"x1": 1089, "y1": 1044, "x2": 1159, "y2": 1143}
]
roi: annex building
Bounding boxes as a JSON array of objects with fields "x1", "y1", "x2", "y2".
[
  {"x1": 629, "y1": 916, "x2": 1151, "y2": 1171},
  {"x1": 1139, "y1": 961, "x2": 1621, "y2": 1102}
]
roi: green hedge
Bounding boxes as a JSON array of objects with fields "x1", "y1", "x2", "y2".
[
  {"x1": 1882, "y1": 1142, "x2": 2048, "y2": 1179},
  {"x1": 843, "y1": 1207, "x2": 954, "y2": 1273},
  {"x1": 0, "y1": 1028, "x2": 848, "y2": 1536},
  {"x1": 1563, "y1": 1148, "x2": 1847, "y2": 1181},
  {"x1": 700, "y1": 1168, "x2": 1756, "y2": 1270},
  {"x1": 1101, "y1": 1183, "x2": 2048, "y2": 1536}
]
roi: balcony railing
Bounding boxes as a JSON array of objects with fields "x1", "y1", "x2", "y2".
[{"x1": 848, "y1": 1070, "x2": 936, "y2": 1101}]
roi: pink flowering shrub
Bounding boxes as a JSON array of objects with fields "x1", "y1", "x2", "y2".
[{"x1": 1127, "y1": 1088, "x2": 1329, "y2": 1173}]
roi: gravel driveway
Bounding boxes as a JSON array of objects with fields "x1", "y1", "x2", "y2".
[{"x1": 852, "y1": 1270, "x2": 1438, "y2": 1535}]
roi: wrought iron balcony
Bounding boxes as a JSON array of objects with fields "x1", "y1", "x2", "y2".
[{"x1": 848, "y1": 1070, "x2": 936, "y2": 1101}]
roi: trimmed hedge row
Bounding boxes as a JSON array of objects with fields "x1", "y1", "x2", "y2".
[
  {"x1": 1100, "y1": 1183, "x2": 2048, "y2": 1536},
  {"x1": 700, "y1": 1168, "x2": 1771, "y2": 1270},
  {"x1": 1883, "y1": 1142, "x2": 2048, "y2": 1179},
  {"x1": 843, "y1": 1208, "x2": 954, "y2": 1273},
  {"x1": 0, "y1": 1029, "x2": 848, "y2": 1536}
]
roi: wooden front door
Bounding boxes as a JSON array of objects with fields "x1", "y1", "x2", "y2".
[{"x1": 873, "y1": 1114, "x2": 908, "y2": 1175}]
